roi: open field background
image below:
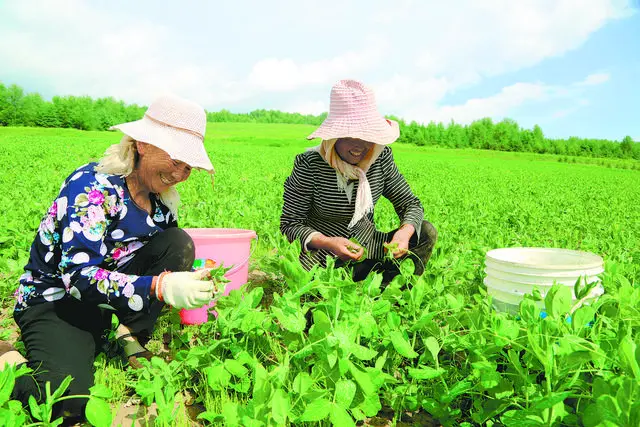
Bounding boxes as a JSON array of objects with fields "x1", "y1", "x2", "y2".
[
  {"x1": 2, "y1": 124, "x2": 638, "y2": 289},
  {"x1": 0, "y1": 124, "x2": 639, "y2": 426}
]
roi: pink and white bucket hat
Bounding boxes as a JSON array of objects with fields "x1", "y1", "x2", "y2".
[
  {"x1": 307, "y1": 79, "x2": 399, "y2": 145},
  {"x1": 110, "y1": 94, "x2": 214, "y2": 172}
]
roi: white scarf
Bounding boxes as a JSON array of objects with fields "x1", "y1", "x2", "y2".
[{"x1": 310, "y1": 139, "x2": 384, "y2": 228}]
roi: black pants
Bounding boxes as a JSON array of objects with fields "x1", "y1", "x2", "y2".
[
  {"x1": 12, "y1": 227, "x2": 194, "y2": 423},
  {"x1": 348, "y1": 220, "x2": 438, "y2": 283}
]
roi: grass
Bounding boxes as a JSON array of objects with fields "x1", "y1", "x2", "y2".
[{"x1": 0, "y1": 123, "x2": 639, "y2": 426}]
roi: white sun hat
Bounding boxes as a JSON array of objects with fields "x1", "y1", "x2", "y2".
[
  {"x1": 307, "y1": 79, "x2": 400, "y2": 145},
  {"x1": 110, "y1": 94, "x2": 214, "y2": 172}
]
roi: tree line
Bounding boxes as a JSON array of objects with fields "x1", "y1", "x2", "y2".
[
  {"x1": 1, "y1": 81, "x2": 638, "y2": 160},
  {"x1": 0, "y1": 82, "x2": 146, "y2": 131}
]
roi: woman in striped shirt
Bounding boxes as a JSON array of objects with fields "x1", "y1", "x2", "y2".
[{"x1": 281, "y1": 80, "x2": 437, "y2": 282}]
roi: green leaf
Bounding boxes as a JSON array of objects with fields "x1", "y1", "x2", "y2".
[
  {"x1": 271, "y1": 305, "x2": 306, "y2": 333},
  {"x1": 28, "y1": 395, "x2": 42, "y2": 421},
  {"x1": 197, "y1": 411, "x2": 225, "y2": 423},
  {"x1": 424, "y1": 336, "x2": 440, "y2": 362},
  {"x1": 493, "y1": 317, "x2": 520, "y2": 346},
  {"x1": 338, "y1": 357, "x2": 350, "y2": 376},
  {"x1": 375, "y1": 351, "x2": 388, "y2": 371},
  {"x1": 271, "y1": 388, "x2": 289, "y2": 424},
  {"x1": 519, "y1": 298, "x2": 540, "y2": 323},
  {"x1": 407, "y1": 366, "x2": 445, "y2": 380},
  {"x1": 222, "y1": 401, "x2": 240, "y2": 427},
  {"x1": 85, "y1": 397, "x2": 112, "y2": 427},
  {"x1": 205, "y1": 364, "x2": 231, "y2": 391},
  {"x1": 357, "y1": 313, "x2": 378, "y2": 338},
  {"x1": 134, "y1": 379, "x2": 156, "y2": 405},
  {"x1": 572, "y1": 305, "x2": 595, "y2": 331},
  {"x1": 440, "y1": 380, "x2": 473, "y2": 404},
  {"x1": 311, "y1": 310, "x2": 332, "y2": 337},
  {"x1": 330, "y1": 403, "x2": 356, "y2": 427},
  {"x1": 241, "y1": 310, "x2": 266, "y2": 332},
  {"x1": 89, "y1": 384, "x2": 113, "y2": 400},
  {"x1": 224, "y1": 359, "x2": 249, "y2": 377},
  {"x1": 619, "y1": 334, "x2": 640, "y2": 379},
  {"x1": 480, "y1": 370, "x2": 501, "y2": 389},
  {"x1": 389, "y1": 330, "x2": 418, "y2": 358},
  {"x1": 327, "y1": 352, "x2": 338, "y2": 368},
  {"x1": 364, "y1": 274, "x2": 382, "y2": 296},
  {"x1": 591, "y1": 377, "x2": 611, "y2": 399},
  {"x1": 490, "y1": 378, "x2": 514, "y2": 399},
  {"x1": 299, "y1": 398, "x2": 331, "y2": 422},
  {"x1": 371, "y1": 300, "x2": 391, "y2": 317},
  {"x1": 252, "y1": 363, "x2": 270, "y2": 405},
  {"x1": 410, "y1": 277, "x2": 426, "y2": 307},
  {"x1": 531, "y1": 392, "x2": 571, "y2": 410},
  {"x1": 245, "y1": 286, "x2": 264, "y2": 308},
  {"x1": 51, "y1": 375, "x2": 73, "y2": 401},
  {"x1": 357, "y1": 392, "x2": 382, "y2": 417},
  {"x1": 409, "y1": 310, "x2": 436, "y2": 332},
  {"x1": 348, "y1": 343, "x2": 378, "y2": 361},
  {"x1": 386, "y1": 311, "x2": 401, "y2": 329},
  {"x1": 544, "y1": 284, "x2": 572, "y2": 318},
  {"x1": 0, "y1": 369, "x2": 15, "y2": 407},
  {"x1": 399, "y1": 258, "x2": 415, "y2": 277},
  {"x1": 271, "y1": 357, "x2": 290, "y2": 388},
  {"x1": 292, "y1": 372, "x2": 313, "y2": 396},
  {"x1": 500, "y1": 409, "x2": 546, "y2": 427},
  {"x1": 348, "y1": 362, "x2": 376, "y2": 397},
  {"x1": 445, "y1": 293, "x2": 463, "y2": 310},
  {"x1": 334, "y1": 379, "x2": 357, "y2": 409}
]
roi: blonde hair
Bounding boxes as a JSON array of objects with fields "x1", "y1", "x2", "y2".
[{"x1": 96, "y1": 136, "x2": 181, "y2": 216}]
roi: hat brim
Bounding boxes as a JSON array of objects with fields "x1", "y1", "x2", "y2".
[
  {"x1": 306, "y1": 117, "x2": 399, "y2": 145},
  {"x1": 110, "y1": 118, "x2": 214, "y2": 173}
]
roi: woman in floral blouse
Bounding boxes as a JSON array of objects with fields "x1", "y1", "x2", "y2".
[{"x1": 0, "y1": 95, "x2": 217, "y2": 423}]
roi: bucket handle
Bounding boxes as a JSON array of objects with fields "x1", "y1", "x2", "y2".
[{"x1": 223, "y1": 234, "x2": 259, "y2": 276}]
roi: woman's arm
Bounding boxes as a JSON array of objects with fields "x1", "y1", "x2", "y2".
[
  {"x1": 381, "y1": 147, "x2": 424, "y2": 239},
  {"x1": 280, "y1": 153, "x2": 365, "y2": 261},
  {"x1": 280, "y1": 154, "x2": 321, "y2": 251}
]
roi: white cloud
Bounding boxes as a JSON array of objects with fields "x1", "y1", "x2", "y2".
[
  {"x1": 576, "y1": 72, "x2": 611, "y2": 86},
  {"x1": 430, "y1": 82, "x2": 552, "y2": 124},
  {"x1": 412, "y1": 0, "x2": 631, "y2": 84},
  {"x1": 247, "y1": 41, "x2": 388, "y2": 92},
  {"x1": 0, "y1": 0, "x2": 234, "y2": 106},
  {"x1": 282, "y1": 101, "x2": 327, "y2": 116},
  {"x1": 0, "y1": 0, "x2": 633, "y2": 131},
  {"x1": 373, "y1": 75, "x2": 450, "y2": 116},
  {"x1": 401, "y1": 77, "x2": 600, "y2": 125}
]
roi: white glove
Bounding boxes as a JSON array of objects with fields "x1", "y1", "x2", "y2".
[{"x1": 158, "y1": 270, "x2": 214, "y2": 310}]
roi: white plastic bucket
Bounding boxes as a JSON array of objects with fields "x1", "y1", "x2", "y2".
[{"x1": 483, "y1": 247, "x2": 604, "y2": 314}]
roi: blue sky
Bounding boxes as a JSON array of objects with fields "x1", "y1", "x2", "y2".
[{"x1": 0, "y1": 0, "x2": 638, "y2": 140}]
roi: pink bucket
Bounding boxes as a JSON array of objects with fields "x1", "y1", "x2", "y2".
[{"x1": 179, "y1": 228, "x2": 257, "y2": 325}]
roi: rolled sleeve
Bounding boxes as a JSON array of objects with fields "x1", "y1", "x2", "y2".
[{"x1": 381, "y1": 148, "x2": 425, "y2": 239}]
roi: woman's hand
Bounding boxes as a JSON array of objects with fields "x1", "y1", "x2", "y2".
[
  {"x1": 156, "y1": 270, "x2": 215, "y2": 309},
  {"x1": 310, "y1": 235, "x2": 364, "y2": 262},
  {"x1": 386, "y1": 224, "x2": 415, "y2": 259}
]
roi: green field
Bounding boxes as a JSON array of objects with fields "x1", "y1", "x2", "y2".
[{"x1": 1, "y1": 124, "x2": 639, "y2": 426}]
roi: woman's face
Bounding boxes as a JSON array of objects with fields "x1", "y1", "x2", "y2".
[
  {"x1": 334, "y1": 138, "x2": 375, "y2": 165},
  {"x1": 135, "y1": 142, "x2": 192, "y2": 193}
]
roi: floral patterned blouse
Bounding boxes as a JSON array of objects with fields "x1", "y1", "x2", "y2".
[{"x1": 15, "y1": 163, "x2": 177, "y2": 314}]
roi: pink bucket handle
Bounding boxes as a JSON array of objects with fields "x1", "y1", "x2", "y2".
[{"x1": 222, "y1": 234, "x2": 258, "y2": 276}]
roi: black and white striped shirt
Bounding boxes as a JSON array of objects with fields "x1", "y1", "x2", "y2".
[{"x1": 280, "y1": 146, "x2": 424, "y2": 269}]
